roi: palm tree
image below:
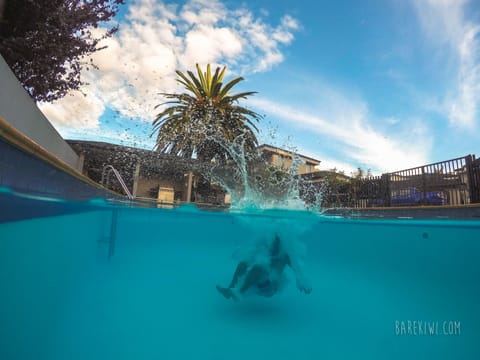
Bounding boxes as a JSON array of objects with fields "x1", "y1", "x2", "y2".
[{"x1": 152, "y1": 64, "x2": 262, "y2": 161}]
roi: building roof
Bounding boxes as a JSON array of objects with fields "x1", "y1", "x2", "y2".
[
  {"x1": 257, "y1": 144, "x2": 321, "y2": 165},
  {"x1": 67, "y1": 140, "x2": 201, "y2": 177}
]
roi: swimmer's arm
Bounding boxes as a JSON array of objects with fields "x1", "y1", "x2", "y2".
[{"x1": 286, "y1": 255, "x2": 312, "y2": 294}]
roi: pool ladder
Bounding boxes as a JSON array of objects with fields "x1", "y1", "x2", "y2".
[
  {"x1": 101, "y1": 165, "x2": 134, "y2": 200},
  {"x1": 98, "y1": 209, "x2": 117, "y2": 260}
]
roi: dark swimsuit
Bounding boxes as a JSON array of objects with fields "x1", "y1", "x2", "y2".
[
  {"x1": 256, "y1": 279, "x2": 276, "y2": 297},
  {"x1": 255, "y1": 253, "x2": 290, "y2": 297}
]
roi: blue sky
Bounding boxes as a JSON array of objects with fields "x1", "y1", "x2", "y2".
[{"x1": 39, "y1": 0, "x2": 480, "y2": 175}]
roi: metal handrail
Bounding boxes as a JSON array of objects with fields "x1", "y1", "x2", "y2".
[{"x1": 101, "y1": 165, "x2": 134, "y2": 199}]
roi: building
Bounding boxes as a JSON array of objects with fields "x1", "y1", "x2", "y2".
[{"x1": 257, "y1": 144, "x2": 321, "y2": 175}]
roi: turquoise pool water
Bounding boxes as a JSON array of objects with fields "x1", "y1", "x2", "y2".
[{"x1": 0, "y1": 198, "x2": 479, "y2": 359}]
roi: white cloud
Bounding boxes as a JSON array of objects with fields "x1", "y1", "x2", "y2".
[
  {"x1": 38, "y1": 0, "x2": 300, "y2": 135},
  {"x1": 385, "y1": 117, "x2": 400, "y2": 125},
  {"x1": 180, "y1": 0, "x2": 225, "y2": 25},
  {"x1": 271, "y1": 16, "x2": 299, "y2": 44},
  {"x1": 250, "y1": 97, "x2": 431, "y2": 173},
  {"x1": 298, "y1": 148, "x2": 358, "y2": 175},
  {"x1": 281, "y1": 15, "x2": 300, "y2": 31},
  {"x1": 412, "y1": 0, "x2": 467, "y2": 45},
  {"x1": 181, "y1": 25, "x2": 243, "y2": 65},
  {"x1": 448, "y1": 24, "x2": 480, "y2": 127},
  {"x1": 55, "y1": 125, "x2": 156, "y2": 149},
  {"x1": 412, "y1": 0, "x2": 480, "y2": 129},
  {"x1": 38, "y1": 89, "x2": 104, "y2": 129},
  {"x1": 317, "y1": 158, "x2": 359, "y2": 176}
]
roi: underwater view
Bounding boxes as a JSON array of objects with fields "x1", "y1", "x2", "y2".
[{"x1": 0, "y1": 194, "x2": 479, "y2": 360}]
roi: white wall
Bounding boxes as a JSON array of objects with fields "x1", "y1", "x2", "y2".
[{"x1": 0, "y1": 54, "x2": 80, "y2": 169}]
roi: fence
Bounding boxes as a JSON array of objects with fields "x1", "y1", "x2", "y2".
[
  {"x1": 468, "y1": 155, "x2": 480, "y2": 203},
  {"x1": 321, "y1": 154, "x2": 480, "y2": 208}
]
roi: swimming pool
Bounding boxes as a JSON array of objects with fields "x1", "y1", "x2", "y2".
[{"x1": 0, "y1": 192, "x2": 479, "y2": 360}]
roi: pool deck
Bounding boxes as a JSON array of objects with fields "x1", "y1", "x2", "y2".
[{"x1": 322, "y1": 203, "x2": 480, "y2": 220}]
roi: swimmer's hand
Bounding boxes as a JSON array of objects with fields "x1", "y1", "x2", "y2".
[{"x1": 296, "y1": 276, "x2": 312, "y2": 294}]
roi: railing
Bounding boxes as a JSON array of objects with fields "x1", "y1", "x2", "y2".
[
  {"x1": 349, "y1": 174, "x2": 390, "y2": 208},
  {"x1": 466, "y1": 155, "x2": 480, "y2": 203},
  {"x1": 387, "y1": 156, "x2": 470, "y2": 207},
  {"x1": 101, "y1": 165, "x2": 134, "y2": 200},
  {"x1": 98, "y1": 209, "x2": 118, "y2": 259},
  {"x1": 320, "y1": 155, "x2": 479, "y2": 208}
]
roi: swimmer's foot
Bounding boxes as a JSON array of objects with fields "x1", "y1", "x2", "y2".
[
  {"x1": 216, "y1": 285, "x2": 239, "y2": 301},
  {"x1": 216, "y1": 285, "x2": 232, "y2": 299}
]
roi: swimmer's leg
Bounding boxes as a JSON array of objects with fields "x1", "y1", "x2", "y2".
[
  {"x1": 216, "y1": 261, "x2": 249, "y2": 301},
  {"x1": 228, "y1": 261, "x2": 248, "y2": 288},
  {"x1": 216, "y1": 285, "x2": 238, "y2": 300},
  {"x1": 239, "y1": 265, "x2": 268, "y2": 294}
]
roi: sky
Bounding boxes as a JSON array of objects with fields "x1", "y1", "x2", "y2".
[{"x1": 38, "y1": 0, "x2": 480, "y2": 175}]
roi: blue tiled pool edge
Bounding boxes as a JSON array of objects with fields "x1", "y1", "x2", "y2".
[{"x1": 0, "y1": 136, "x2": 121, "y2": 222}]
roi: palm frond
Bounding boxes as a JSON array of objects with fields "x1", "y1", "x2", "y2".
[
  {"x1": 218, "y1": 77, "x2": 244, "y2": 98},
  {"x1": 152, "y1": 64, "x2": 263, "y2": 160}
]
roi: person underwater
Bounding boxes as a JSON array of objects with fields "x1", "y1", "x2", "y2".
[{"x1": 216, "y1": 234, "x2": 312, "y2": 301}]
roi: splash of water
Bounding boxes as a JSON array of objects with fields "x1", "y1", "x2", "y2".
[{"x1": 201, "y1": 133, "x2": 323, "y2": 211}]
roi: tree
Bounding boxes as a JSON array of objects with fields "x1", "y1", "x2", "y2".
[
  {"x1": 0, "y1": 0, "x2": 124, "y2": 102},
  {"x1": 152, "y1": 64, "x2": 262, "y2": 162},
  {"x1": 319, "y1": 170, "x2": 351, "y2": 207}
]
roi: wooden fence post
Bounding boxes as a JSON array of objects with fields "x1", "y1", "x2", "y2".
[
  {"x1": 466, "y1": 155, "x2": 480, "y2": 203},
  {"x1": 421, "y1": 166, "x2": 427, "y2": 203},
  {"x1": 382, "y1": 173, "x2": 391, "y2": 207}
]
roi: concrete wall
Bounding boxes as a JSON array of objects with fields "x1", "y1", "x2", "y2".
[{"x1": 0, "y1": 55, "x2": 80, "y2": 169}]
